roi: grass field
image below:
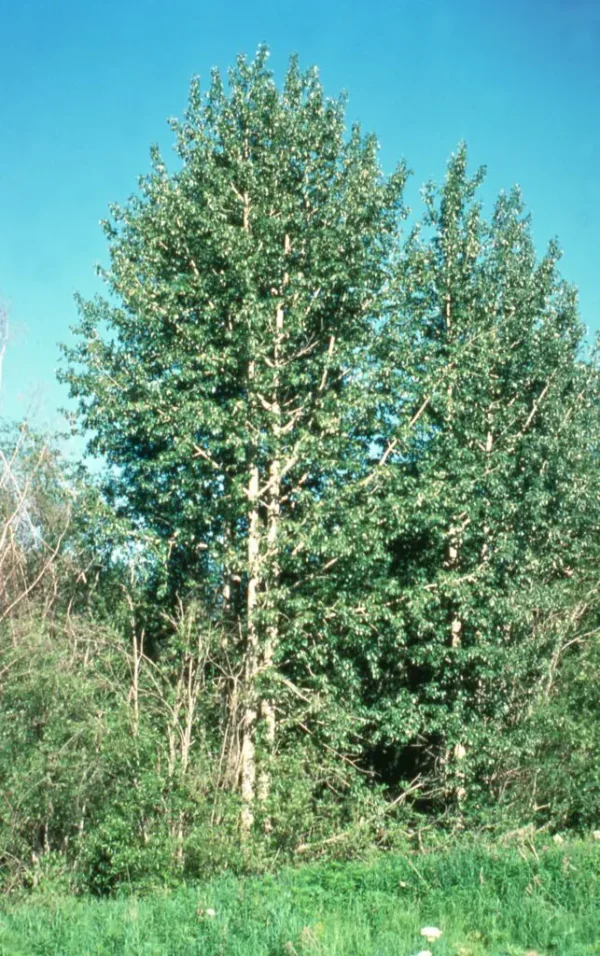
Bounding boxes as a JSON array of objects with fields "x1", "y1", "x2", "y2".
[{"x1": 0, "y1": 839, "x2": 598, "y2": 955}]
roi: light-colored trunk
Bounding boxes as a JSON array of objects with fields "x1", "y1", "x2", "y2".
[
  {"x1": 480, "y1": 427, "x2": 493, "y2": 563},
  {"x1": 221, "y1": 520, "x2": 241, "y2": 789},
  {"x1": 257, "y1": 278, "x2": 285, "y2": 805},
  {"x1": 237, "y1": 188, "x2": 260, "y2": 829},
  {"x1": 444, "y1": 290, "x2": 467, "y2": 809},
  {"x1": 239, "y1": 233, "x2": 289, "y2": 826},
  {"x1": 129, "y1": 628, "x2": 142, "y2": 738},
  {"x1": 240, "y1": 390, "x2": 260, "y2": 830},
  {"x1": 447, "y1": 530, "x2": 467, "y2": 811}
]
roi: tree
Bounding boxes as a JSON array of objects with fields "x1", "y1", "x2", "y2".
[
  {"x1": 62, "y1": 48, "x2": 407, "y2": 825},
  {"x1": 365, "y1": 146, "x2": 600, "y2": 807}
]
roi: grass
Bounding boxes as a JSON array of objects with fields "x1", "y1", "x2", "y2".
[{"x1": 0, "y1": 838, "x2": 598, "y2": 955}]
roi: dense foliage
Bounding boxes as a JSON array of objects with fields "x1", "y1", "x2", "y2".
[{"x1": 1, "y1": 49, "x2": 598, "y2": 894}]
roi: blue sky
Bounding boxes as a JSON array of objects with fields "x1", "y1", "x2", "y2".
[{"x1": 1, "y1": 0, "x2": 599, "y2": 434}]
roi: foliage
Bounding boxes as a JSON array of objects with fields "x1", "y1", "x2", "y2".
[
  {"x1": 61, "y1": 46, "x2": 409, "y2": 816},
  {"x1": 496, "y1": 628, "x2": 600, "y2": 830},
  {"x1": 355, "y1": 147, "x2": 600, "y2": 806},
  {"x1": 0, "y1": 610, "x2": 229, "y2": 894},
  {"x1": 0, "y1": 421, "x2": 129, "y2": 629}
]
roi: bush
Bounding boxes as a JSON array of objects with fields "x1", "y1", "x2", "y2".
[{"x1": 520, "y1": 633, "x2": 600, "y2": 830}]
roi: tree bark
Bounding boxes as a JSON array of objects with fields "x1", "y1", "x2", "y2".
[
  {"x1": 257, "y1": 242, "x2": 287, "y2": 805},
  {"x1": 240, "y1": 416, "x2": 260, "y2": 829}
]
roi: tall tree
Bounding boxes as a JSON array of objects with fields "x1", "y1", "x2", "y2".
[
  {"x1": 367, "y1": 146, "x2": 600, "y2": 804},
  {"x1": 62, "y1": 48, "x2": 406, "y2": 824}
]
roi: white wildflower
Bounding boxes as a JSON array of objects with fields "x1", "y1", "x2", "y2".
[
  {"x1": 196, "y1": 906, "x2": 217, "y2": 918},
  {"x1": 420, "y1": 926, "x2": 443, "y2": 941}
]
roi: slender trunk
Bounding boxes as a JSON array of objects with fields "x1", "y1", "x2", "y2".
[
  {"x1": 447, "y1": 524, "x2": 466, "y2": 811},
  {"x1": 221, "y1": 519, "x2": 241, "y2": 788},
  {"x1": 257, "y1": 238, "x2": 287, "y2": 804},
  {"x1": 240, "y1": 386, "x2": 260, "y2": 829},
  {"x1": 176, "y1": 648, "x2": 199, "y2": 864},
  {"x1": 480, "y1": 426, "x2": 493, "y2": 563},
  {"x1": 235, "y1": 188, "x2": 260, "y2": 830},
  {"x1": 130, "y1": 628, "x2": 141, "y2": 738},
  {"x1": 443, "y1": 290, "x2": 467, "y2": 811},
  {"x1": 240, "y1": 233, "x2": 289, "y2": 825}
]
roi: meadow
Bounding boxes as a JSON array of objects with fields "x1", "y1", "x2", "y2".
[{"x1": 0, "y1": 838, "x2": 598, "y2": 955}]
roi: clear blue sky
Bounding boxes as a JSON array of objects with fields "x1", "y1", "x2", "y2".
[{"x1": 1, "y1": 0, "x2": 599, "y2": 432}]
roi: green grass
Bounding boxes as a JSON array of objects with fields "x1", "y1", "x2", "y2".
[{"x1": 0, "y1": 839, "x2": 598, "y2": 955}]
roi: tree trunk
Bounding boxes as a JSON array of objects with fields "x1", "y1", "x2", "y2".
[
  {"x1": 443, "y1": 290, "x2": 467, "y2": 812},
  {"x1": 257, "y1": 276, "x2": 286, "y2": 806},
  {"x1": 240, "y1": 393, "x2": 260, "y2": 830},
  {"x1": 239, "y1": 234, "x2": 289, "y2": 826}
]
